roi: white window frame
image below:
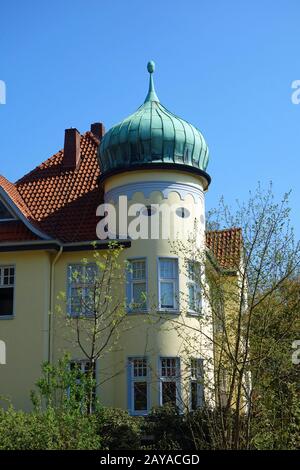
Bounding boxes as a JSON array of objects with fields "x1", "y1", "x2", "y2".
[
  {"x1": 128, "y1": 356, "x2": 150, "y2": 416},
  {"x1": 127, "y1": 258, "x2": 148, "y2": 313},
  {"x1": 190, "y1": 358, "x2": 204, "y2": 410},
  {"x1": 187, "y1": 260, "x2": 202, "y2": 315},
  {"x1": 159, "y1": 357, "x2": 181, "y2": 407},
  {"x1": 0, "y1": 265, "x2": 15, "y2": 319},
  {"x1": 67, "y1": 263, "x2": 98, "y2": 317},
  {"x1": 158, "y1": 257, "x2": 179, "y2": 312}
]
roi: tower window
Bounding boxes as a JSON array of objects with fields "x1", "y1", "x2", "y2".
[
  {"x1": 187, "y1": 261, "x2": 202, "y2": 314},
  {"x1": 175, "y1": 207, "x2": 190, "y2": 219},
  {"x1": 141, "y1": 205, "x2": 157, "y2": 216},
  {"x1": 158, "y1": 258, "x2": 179, "y2": 311},
  {"x1": 128, "y1": 357, "x2": 149, "y2": 415},
  {"x1": 160, "y1": 357, "x2": 181, "y2": 407},
  {"x1": 0, "y1": 266, "x2": 15, "y2": 317},
  {"x1": 126, "y1": 259, "x2": 147, "y2": 312}
]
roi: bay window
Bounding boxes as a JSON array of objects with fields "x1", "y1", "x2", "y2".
[
  {"x1": 187, "y1": 261, "x2": 202, "y2": 314},
  {"x1": 190, "y1": 358, "x2": 204, "y2": 410},
  {"x1": 128, "y1": 357, "x2": 149, "y2": 415},
  {"x1": 158, "y1": 258, "x2": 179, "y2": 311},
  {"x1": 160, "y1": 357, "x2": 181, "y2": 407},
  {"x1": 127, "y1": 259, "x2": 147, "y2": 312}
]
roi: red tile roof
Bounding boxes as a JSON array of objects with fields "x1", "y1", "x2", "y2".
[
  {"x1": 0, "y1": 127, "x2": 242, "y2": 269},
  {"x1": 14, "y1": 131, "x2": 101, "y2": 242},
  {"x1": 0, "y1": 220, "x2": 39, "y2": 242},
  {"x1": 206, "y1": 228, "x2": 242, "y2": 270}
]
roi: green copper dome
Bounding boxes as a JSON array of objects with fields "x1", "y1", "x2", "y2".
[{"x1": 98, "y1": 62, "x2": 210, "y2": 183}]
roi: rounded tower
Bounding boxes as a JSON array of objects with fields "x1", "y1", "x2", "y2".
[{"x1": 98, "y1": 62, "x2": 214, "y2": 413}]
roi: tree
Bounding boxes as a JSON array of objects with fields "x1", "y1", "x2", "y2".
[
  {"x1": 55, "y1": 242, "x2": 130, "y2": 414},
  {"x1": 162, "y1": 184, "x2": 300, "y2": 449}
]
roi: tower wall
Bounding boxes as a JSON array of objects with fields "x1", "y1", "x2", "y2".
[{"x1": 99, "y1": 169, "x2": 214, "y2": 411}]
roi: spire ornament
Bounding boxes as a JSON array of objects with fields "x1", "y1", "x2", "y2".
[{"x1": 144, "y1": 60, "x2": 160, "y2": 103}]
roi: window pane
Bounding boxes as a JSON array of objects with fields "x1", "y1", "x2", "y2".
[
  {"x1": 161, "y1": 358, "x2": 178, "y2": 377},
  {"x1": 70, "y1": 287, "x2": 82, "y2": 315},
  {"x1": 191, "y1": 381, "x2": 198, "y2": 410},
  {"x1": 160, "y1": 281, "x2": 174, "y2": 308},
  {"x1": 132, "y1": 260, "x2": 146, "y2": 280},
  {"x1": 133, "y1": 282, "x2": 146, "y2": 307},
  {"x1": 85, "y1": 264, "x2": 98, "y2": 283},
  {"x1": 69, "y1": 265, "x2": 83, "y2": 284},
  {"x1": 191, "y1": 358, "x2": 203, "y2": 378},
  {"x1": 134, "y1": 382, "x2": 147, "y2": 411},
  {"x1": 160, "y1": 259, "x2": 176, "y2": 279},
  {"x1": 188, "y1": 284, "x2": 195, "y2": 310},
  {"x1": 83, "y1": 287, "x2": 95, "y2": 315},
  {"x1": 162, "y1": 381, "x2": 177, "y2": 406},
  {"x1": 0, "y1": 287, "x2": 14, "y2": 315},
  {"x1": 133, "y1": 358, "x2": 147, "y2": 377},
  {"x1": 0, "y1": 267, "x2": 14, "y2": 287}
]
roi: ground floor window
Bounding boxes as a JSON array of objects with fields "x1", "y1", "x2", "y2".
[
  {"x1": 160, "y1": 357, "x2": 181, "y2": 407},
  {"x1": 69, "y1": 359, "x2": 97, "y2": 408},
  {"x1": 128, "y1": 357, "x2": 149, "y2": 415},
  {"x1": 190, "y1": 358, "x2": 204, "y2": 410}
]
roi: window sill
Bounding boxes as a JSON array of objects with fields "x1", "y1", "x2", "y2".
[
  {"x1": 157, "y1": 309, "x2": 180, "y2": 315},
  {"x1": 0, "y1": 315, "x2": 14, "y2": 320},
  {"x1": 130, "y1": 410, "x2": 149, "y2": 416},
  {"x1": 126, "y1": 309, "x2": 149, "y2": 315},
  {"x1": 187, "y1": 311, "x2": 203, "y2": 317}
]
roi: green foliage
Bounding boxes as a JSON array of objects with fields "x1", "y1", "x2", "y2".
[
  {"x1": 31, "y1": 354, "x2": 99, "y2": 415},
  {"x1": 96, "y1": 407, "x2": 141, "y2": 450},
  {"x1": 142, "y1": 405, "x2": 187, "y2": 449},
  {"x1": 0, "y1": 406, "x2": 100, "y2": 450}
]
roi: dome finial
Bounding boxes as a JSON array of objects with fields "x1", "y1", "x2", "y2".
[{"x1": 144, "y1": 60, "x2": 159, "y2": 103}]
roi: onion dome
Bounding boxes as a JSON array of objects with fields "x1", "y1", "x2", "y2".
[{"x1": 98, "y1": 61, "x2": 210, "y2": 185}]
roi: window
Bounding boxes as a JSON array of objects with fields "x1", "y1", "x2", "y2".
[
  {"x1": 190, "y1": 358, "x2": 204, "y2": 410},
  {"x1": 187, "y1": 261, "x2": 202, "y2": 314},
  {"x1": 0, "y1": 266, "x2": 15, "y2": 317},
  {"x1": 158, "y1": 258, "x2": 179, "y2": 311},
  {"x1": 69, "y1": 359, "x2": 97, "y2": 407},
  {"x1": 127, "y1": 259, "x2": 147, "y2": 312},
  {"x1": 67, "y1": 263, "x2": 97, "y2": 317},
  {"x1": 128, "y1": 357, "x2": 149, "y2": 415},
  {"x1": 160, "y1": 357, "x2": 180, "y2": 407},
  {"x1": 0, "y1": 201, "x2": 14, "y2": 221},
  {"x1": 175, "y1": 207, "x2": 190, "y2": 219}
]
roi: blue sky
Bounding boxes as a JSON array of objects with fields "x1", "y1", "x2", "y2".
[{"x1": 1, "y1": 0, "x2": 300, "y2": 237}]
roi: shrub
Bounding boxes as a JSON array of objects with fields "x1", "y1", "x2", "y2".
[
  {"x1": 0, "y1": 406, "x2": 100, "y2": 450},
  {"x1": 96, "y1": 407, "x2": 142, "y2": 450}
]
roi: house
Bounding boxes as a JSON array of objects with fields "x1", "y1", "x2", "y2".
[{"x1": 0, "y1": 62, "x2": 242, "y2": 413}]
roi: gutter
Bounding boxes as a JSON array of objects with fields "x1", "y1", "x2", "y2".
[{"x1": 0, "y1": 239, "x2": 131, "y2": 252}]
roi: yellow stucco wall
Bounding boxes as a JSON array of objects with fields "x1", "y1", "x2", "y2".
[
  {"x1": 0, "y1": 251, "x2": 51, "y2": 410},
  {"x1": 0, "y1": 169, "x2": 215, "y2": 412}
]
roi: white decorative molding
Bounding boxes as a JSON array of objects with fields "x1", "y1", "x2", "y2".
[{"x1": 105, "y1": 181, "x2": 204, "y2": 204}]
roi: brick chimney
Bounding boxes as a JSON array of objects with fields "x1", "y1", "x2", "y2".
[
  {"x1": 90, "y1": 122, "x2": 105, "y2": 140},
  {"x1": 63, "y1": 128, "x2": 81, "y2": 169}
]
